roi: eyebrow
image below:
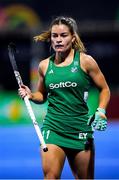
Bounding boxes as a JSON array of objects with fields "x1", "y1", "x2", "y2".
[{"x1": 51, "y1": 32, "x2": 69, "y2": 35}]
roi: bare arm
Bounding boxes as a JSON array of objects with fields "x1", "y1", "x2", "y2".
[
  {"x1": 81, "y1": 54, "x2": 110, "y2": 110},
  {"x1": 18, "y1": 58, "x2": 49, "y2": 104},
  {"x1": 29, "y1": 65, "x2": 47, "y2": 103}
]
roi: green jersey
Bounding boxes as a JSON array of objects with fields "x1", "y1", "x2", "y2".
[{"x1": 43, "y1": 51, "x2": 93, "y2": 133}]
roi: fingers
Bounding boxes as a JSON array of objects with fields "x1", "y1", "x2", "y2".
[
  {"x1": 92, "y1": 118, "x2": 107, "y2": 131},
  {"x1": 94, "y1": 119, "x2": 107, "y2": 131},
  {"x1": 88, "y1": 112, "x2": 107, "y2": 131},
  {"x1": 87, "y1": 107, "x2": 107, "y2": 131},
  {"x1": 18, "y1": 85, "x2": 30, "y2": 99},
  {"x1": 20, "y1": 84, "x2": 26, "y2": 89},
  {"x1": 18, "y1": 86, "x2": 27, "y2": 99}
]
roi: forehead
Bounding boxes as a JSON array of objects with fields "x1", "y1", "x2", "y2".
[{"x1": 51, "y1": 24, "x2": 70, "y2": 33}]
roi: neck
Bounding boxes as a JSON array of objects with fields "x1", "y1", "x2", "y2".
[{"x1": 55, "y1": 49, "x2": 74, "y2": 64}]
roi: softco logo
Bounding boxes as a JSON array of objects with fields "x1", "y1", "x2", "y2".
[{"x1": 49, "y1": 81, "x2": 77, "y2": 89}]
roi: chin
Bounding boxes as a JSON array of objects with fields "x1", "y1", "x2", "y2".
[
  {"x1": 56, "y1": 47, "x2": 66, "y2": 51},
  {"x1": 56, "y1": 49, "x2": 64, "y2": 53}
]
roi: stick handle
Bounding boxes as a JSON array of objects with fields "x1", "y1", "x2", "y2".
[{"x1": 24, "y1": 96, "x2": 48, "y2": 152}]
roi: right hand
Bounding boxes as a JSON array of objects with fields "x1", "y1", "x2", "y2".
[{"x1": 18, "y1": 84, "x2": 32, "y2": 99}]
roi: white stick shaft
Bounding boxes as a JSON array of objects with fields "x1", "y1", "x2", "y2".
[
  {"x1": 8, "y1": 44, "x2": 48, "y2": 151},
  {"x1": 24, "y1": 96, "x2": 47, "y2": 149}
]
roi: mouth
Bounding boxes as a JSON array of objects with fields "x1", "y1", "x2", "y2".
[{"x1": 55, "y1": 45, "x2": 64, "y2": 49}]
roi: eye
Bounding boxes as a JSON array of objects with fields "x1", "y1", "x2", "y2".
[
  {"x1": 61, "y1": 33, "x2": 68, "y2": 37},
  {"x1": 51, "y1": 33, "x2": 58, "y2": 38}
]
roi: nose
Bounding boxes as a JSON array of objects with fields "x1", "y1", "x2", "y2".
[{"x1": 56, "y1": 36, "x2": 62, "y2": 43}]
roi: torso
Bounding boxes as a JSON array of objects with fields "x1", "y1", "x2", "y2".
[{"x1": 42, "y1": 50, "x2": 93, "y2": 133}]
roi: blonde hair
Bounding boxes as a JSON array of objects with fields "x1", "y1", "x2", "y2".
[{"x1": 34, "y1": 16, "x2": 86, "y2": 53}]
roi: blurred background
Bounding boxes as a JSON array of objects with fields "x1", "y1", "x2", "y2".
[{"x1": 0, "y1": 0, "x2": 119, "y2": 179}]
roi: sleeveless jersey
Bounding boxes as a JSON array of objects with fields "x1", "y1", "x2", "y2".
[{"x1": 43, "y1": 51, "x2": 93, "y2": 133}]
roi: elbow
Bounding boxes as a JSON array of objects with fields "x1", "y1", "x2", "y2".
[
  {"x1": 107, "y1": 85, "x2": 111, "y2": 97},
  {"x1": 99, "y1": 85, "x2": 111, "y2": 100},
  {"x1": 104, "y1": 86, "x2": 111, "y2": 102}
]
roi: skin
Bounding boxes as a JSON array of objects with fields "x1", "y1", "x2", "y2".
[{"x1": 18, "y1": 24, "x2": 110, "y2": 179}]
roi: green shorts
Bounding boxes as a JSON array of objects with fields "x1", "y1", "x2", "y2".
[{"x1": 42, "y1": 128, "x2": 94, "y2": 150}]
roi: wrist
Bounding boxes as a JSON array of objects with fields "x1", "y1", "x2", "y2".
[
  {"x1": 28, "y1": 92, "x2": 33, "y2": 100},
  {"x1": 97, "y1": 107, "x2": 106, "y2": 114}
]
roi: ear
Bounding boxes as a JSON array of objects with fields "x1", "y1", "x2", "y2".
[{"x1": 72, "y1": 35, "x2": 76, "y2": 43}]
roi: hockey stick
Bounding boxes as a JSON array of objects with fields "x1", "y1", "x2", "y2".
[{"x1": 8, "y1": 42, "x2": 48, "y2": 152}]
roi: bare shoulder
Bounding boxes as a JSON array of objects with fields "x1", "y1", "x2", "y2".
[
  {"x1": 38, "y1": 57, "x2": 50, "y2": 76},
  {"x1": 80, "y1": 52, "x2": 99, "y2": 73},
  {"x1": 80, "y1": 52, "x2": 96, "y2": 65}
]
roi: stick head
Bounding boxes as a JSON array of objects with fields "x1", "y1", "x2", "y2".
[{"x1": 8, "y1": 42, "x2": 16, "y2": 53}]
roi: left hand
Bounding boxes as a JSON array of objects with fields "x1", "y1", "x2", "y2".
[{"x1": 87, "y1": 108, "x2": 107, "y2": 131}]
